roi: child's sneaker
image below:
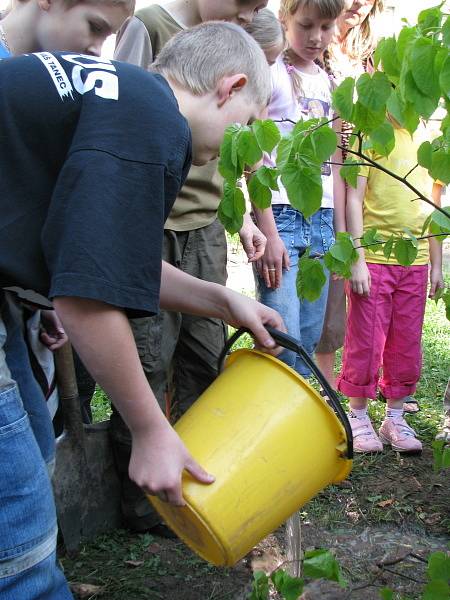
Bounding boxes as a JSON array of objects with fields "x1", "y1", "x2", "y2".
[
  {"x1": 379, "y1": 417, "x2": 422, "y2": 453},
  {"x1": 348, "y1": 414, "x2": 383, "y2": 453}
]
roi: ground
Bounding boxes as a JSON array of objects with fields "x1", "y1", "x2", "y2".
[{"x1": 62, "y1": 246, "x2": 450, "y2": 600}]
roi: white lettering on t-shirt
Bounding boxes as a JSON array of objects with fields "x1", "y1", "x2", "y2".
[
  {"x1": 34, "y1": 52, "x2": 74, "y2": 100},
  {"x1": 63, "y1": 54, "x2": 118, "y2": 100},
  {"x1": 34, "y1": 52, "x2": 119, "y2": 101}
]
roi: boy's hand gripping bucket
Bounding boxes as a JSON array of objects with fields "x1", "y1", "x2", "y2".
[{"x1": 149, "y1": 328, "x2": 353, "y2": 566}]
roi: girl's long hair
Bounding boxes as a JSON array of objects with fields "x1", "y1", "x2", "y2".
[
  {"x1": 338, "y1": 0, "x2": 384, "y2": 62},
  {"x1": 279, "y1": 0, "x2": 344, "y2": 100}
]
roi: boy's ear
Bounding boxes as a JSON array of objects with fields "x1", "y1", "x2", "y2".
[{"x1": 217, "y1": 74, "x2": 248, "y2": 107}]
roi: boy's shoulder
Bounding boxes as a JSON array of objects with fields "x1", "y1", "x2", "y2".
[{"x1": 135, "y1": 3, "x2": 182, "y2": 37}]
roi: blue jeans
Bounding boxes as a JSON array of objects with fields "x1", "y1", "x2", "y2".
[
  {"x1": 3, "y1": 294, "x2": 56, "y2": 467},
  {"x1": 256, "y1": 206, "x2": 334, "y2": 378},
  {"x1": 0, "y1": 293, "x2": 72, "y2": 599}
]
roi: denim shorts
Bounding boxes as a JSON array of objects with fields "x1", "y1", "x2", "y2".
[
  {"x1": 0, "y1": 294, "x2": 72, "y2": 598},
  {"x1": 255, "y1": 206, "x2": 334, "y2": 378}
]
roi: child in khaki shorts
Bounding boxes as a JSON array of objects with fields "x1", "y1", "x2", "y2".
[{"x1": 113, "y1": 0, "x2": 269, "y2": 532}]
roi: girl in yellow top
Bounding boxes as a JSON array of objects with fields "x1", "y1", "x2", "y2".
[{"x1": 337, "y1": 127, "x2": 444, "y2": 453}]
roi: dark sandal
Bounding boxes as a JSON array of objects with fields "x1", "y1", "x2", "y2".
[
  {"x1": 378, "y1": 392, "x2": 420, "y2": 414},
  {"x1": 402, "y1": 396, "x2": 420, "y2": 414}
]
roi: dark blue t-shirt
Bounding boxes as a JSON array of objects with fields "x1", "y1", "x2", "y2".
[{"x1": 0, "y1": 52, "x2": 192, "y2": 316}]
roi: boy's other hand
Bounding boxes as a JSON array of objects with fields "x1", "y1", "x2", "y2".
[
  {"x1": 256, "y1": 234, "x2": 290, "y2": 289},
  {"x1": 222, "y1": 289, "x2": 286, "y2": 354},
  {"x1": 40, "y1": 309, "x2": 69, "y2": 351},
  {"x1": 239, "y1": 218, "x2": 267, "y2": 262},
  {"x1": 129, "y1": 419, "x2": 215, "y2": 506}
]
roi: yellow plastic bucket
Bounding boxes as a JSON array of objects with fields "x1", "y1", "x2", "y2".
[{"x1": 149, "y1": 328, "x2": 353, "y2": 566}]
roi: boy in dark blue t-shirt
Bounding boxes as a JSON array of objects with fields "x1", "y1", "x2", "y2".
[{"x1": 0, "y1": 22, "x2": 283, "y2": 599}]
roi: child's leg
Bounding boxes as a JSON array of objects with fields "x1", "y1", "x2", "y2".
[
  {"x1": 316, "y1": 275, "x2": 347, "y2": 387},
  {"x1": 378, "y1": 265, "x2": 427, "y2": 453},
  {"x1": 295, "y1": 209, "x2": 333, "y2": 378},
  {"x1": 315, "y1": 351, "x2": 336, "y2": 388},
  {"x1": 337, "y1": 264, "x2": 397, "y2": 452},
  {"x1": 379, "y1": 265, "x2": 427, "y2": 400},
  {"x1": 255, "y1": 205, "x2": 300, "y2": 370}
]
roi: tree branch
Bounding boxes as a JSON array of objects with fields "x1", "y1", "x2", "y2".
[
  {"x1": 355, "y1": 232, "x2": 449, "y2": 250},
  {"x1": 403, "y1": 163, "x2": 419, "y2": 180},
  {"x1": 338, "y1": 144, "x2": 450, "y2": 220}
]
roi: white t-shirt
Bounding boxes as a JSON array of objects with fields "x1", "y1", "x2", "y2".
[{"x1": 265, "y1": 56, "x2": 334, "y2": 209}]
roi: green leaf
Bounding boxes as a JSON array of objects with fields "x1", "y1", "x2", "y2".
[
  {"x1": 252, "y1": 119, "x2": 281, "y2": 154},
  {"x1": 256, "y1": 166, "x2": 279, "y2": 191},
  {"x1": 432, "y1": 439, "x2": 446, "y2": 472},
  {"x1": 417, "y1": 141, "x2": 433, "y2": 170},
  {"x1": 217, "y1": 182, "x2": 245, "y2": 234},
  {"x1": 303, "y1": 549, "x2": 346, "y2": 587},
  {"x1": 444, "y1": 445, "x2": 450, "y2": 468},
  {"x1": 271, "y1": 570, "x2": 304, "y2": 600},
  {"x1": 361, "y1": 228, "x2": 384, "y2": 253},
  {"x1": 422, "y1": 580, "x2": 450, "y2": 600},
  {"x1": 402, "y1": 102, "x2": 421, "y2": 135},
  {"x1": 443, "y1": 289, "x2": 450, "y2": 321},
  {"x1": 249, "y1": 571, "x2": 270, "y2": 600},
  {"x1": 431, "y1": 151, "x2": 450, "y2": 184},
  {"x1": 324, "y1": 232, "x2": 358, "y2": 278},
  {"x1": 280, "y1": 163, "x2": 323, "y2": 218},
  {"x1": 410, "y1": 38, "x2": 440, "y2": 100},
  {"x1": 236, "y1": 128, "x2": 263, "y2": 166},
  {"x1": 218, "y1": 124, "x2": 243, "y2": 183},
  {"x1": 356, "y1": 72, "x2": 392, "y2": 112},
  {"x1": 369, "y1": 121, "x2": 395, "y2": 156},
  {"x1": 403, "y1": 71, "x2": 438, "y2": 119},
  {"x1": 429, "y1": 208, "x2": 450, "y2": 237},
  {"x1": 443, "y1": 15, "x2": 450, "y2": 47},
  {"x1": 418, "y1": 5, "x2": 442, "y2": 33},
  {"x1": 435, "y1": 47, "x2": 448, "y2": 82},
  {"x1": 248, "y1": 175, "x2": 272, "y2": 209},
  {"x1": 440, "y1": 56, "x2": 450, "y2": 100},
  {"x1": 309, "y1": 126, "x2": 337, "y2": 163},
  {"x1": 427, "y1": 551, "x2": 450, "y2": 582},
  {"x1": 379, "y1": 589, "x2": 394, "y2": 600},
  {"x1": 293, "y1": 118, "x2": 322, "y2": 137},
  {"x1": 386, "y1": 88, "x2": 406, "y2": 129},
  {"x1": 383, "y1": 235, "x2": 394, "y2": 261},
  {"x1": 340, "y1": 158, "x2": 360, "y2": 189},
  {"x1": 351, "y1": 101, "x2": 386, "y2": 135},
  {"x1": 330, "y1": 232, "x2": 358, "y2": 262},
  {"x1": 276, "y1": 135, "x2": 295, "y2": 170},
  {"x1": 332, "y1": 77, "x2": 355, "y2": 121},
  {"x1": 296, "y1": 255, "x2": 327, "y2": 302},
  {"x1": 374, "y1": 37, "x2": 400, "y2": 83},
  {"x1": 421, "y1": 213, "x2": 433, "y2": 236},
  {"x1": 396, "y1": 26, "x2": 418, "y2": 62},
  {"x1": 393, "y1": 237, "x2": 418, "y2": 265}
]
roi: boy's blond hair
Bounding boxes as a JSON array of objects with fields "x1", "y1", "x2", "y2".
[
  {"x1": 279, "y1": 0, "x2": 344, "y2": 100},
  {"x1": 152, "y1": 21, "x2": 272, "y2": 107},
  {"x1": 244, "y1": 8, "x2": 285, "y2": 53}
]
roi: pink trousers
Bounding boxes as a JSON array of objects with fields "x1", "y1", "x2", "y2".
[{"x1": 337, "y1": 263, "x2": 428, "y2": 400}]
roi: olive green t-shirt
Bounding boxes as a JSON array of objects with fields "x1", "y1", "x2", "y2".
[{"x1": 115, "y1": 5, "x2": 223, "y2": 231}]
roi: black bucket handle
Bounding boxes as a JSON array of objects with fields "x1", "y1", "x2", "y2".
[{"x1": 218, "y1": 326, "x2": 353, "y2": 460}]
